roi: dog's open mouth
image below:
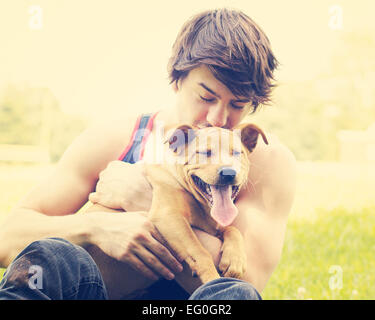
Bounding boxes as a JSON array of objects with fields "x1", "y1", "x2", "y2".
[
  {"x1": 191, "y1": 175, "x2": 240, "y2": 206},
  {"x1": 192, "y1": 175, "x2": 240, "y2": 226}
]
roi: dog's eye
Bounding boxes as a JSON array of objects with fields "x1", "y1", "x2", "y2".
[{"x1": 197, "y1": 150, "x2": 212, "y2": 157}]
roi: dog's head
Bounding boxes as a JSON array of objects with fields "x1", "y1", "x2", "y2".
[{"x1": 165, "y1": 123, "x2": 268, "y2": 227}]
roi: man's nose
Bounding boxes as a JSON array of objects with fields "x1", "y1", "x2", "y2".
[
  {"x1": 218, "y1": 166, "x2": 237, "y2": 184},
  {"x1": 207, "y1": 104, "x2": 228, "y2": 127}
]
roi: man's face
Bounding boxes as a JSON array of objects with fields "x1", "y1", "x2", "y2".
[{"x1": 173, "y1": 65, "x2": 254, "y2": 130}]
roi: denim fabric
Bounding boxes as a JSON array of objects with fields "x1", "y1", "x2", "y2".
[
  {"x1": 0, "y1": 238, "x2": 108, "y2": 300},
  {"x1": 0, "y1": 238, "x2": 261, "y2": 300},
  {"x1": 189, "y1": 277, "x2": 262, "y2": 300}
]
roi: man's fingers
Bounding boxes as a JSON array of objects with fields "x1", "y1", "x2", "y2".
[
  {"x1": 147, "y1": 231, "x2": 184, "y2": 274},
  {"x1": 135, "y1": 246, "x2": 176, "y2": 280},
  {"x1": 151, "y1": 228, "x2": 185, "y2": 263},
  {"x1": 124, "y1": 253, "x2": 159, "y2": 281}
]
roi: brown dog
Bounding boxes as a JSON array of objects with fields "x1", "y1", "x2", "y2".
[
  {"x1": 85, "y1": 123, "x2": 268, "y2": 296},
  {"x1": 143, "y1": 123, "x2": 268, "y2": 285}
]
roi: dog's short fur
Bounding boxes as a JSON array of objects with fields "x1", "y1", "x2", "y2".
[
  {"x1": 85, "y1": 123, "x2": 268, "y2": 296},
  {"x1": 144, "y1": 123, "x2": 268, "y2": 284}
]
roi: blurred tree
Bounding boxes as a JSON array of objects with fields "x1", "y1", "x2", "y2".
[
  {"x1": 0, "y1": 84, "x2": 87, "y2": 162},
  {"x1": 249, "y1": 30, "x2": 375, "y2": 161}
]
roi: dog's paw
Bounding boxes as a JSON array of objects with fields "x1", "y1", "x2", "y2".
[
  {"x1": 186, "y1": 255, "x2": 220, "y2": 283},
  {"x1": 219, "y1": 249, "x2": 247, "y2": 279}
]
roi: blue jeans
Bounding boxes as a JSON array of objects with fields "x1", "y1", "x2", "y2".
[{"x1": 0, "y1": 238, "x2": 262, "y2": 300}]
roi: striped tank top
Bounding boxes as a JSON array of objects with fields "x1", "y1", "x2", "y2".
[{"x1": 118, "y1": 112, "x2": 189, "y2": 300}]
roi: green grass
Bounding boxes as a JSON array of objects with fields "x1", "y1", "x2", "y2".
[
  {"x1": 262, "y1": 207, "x2": 375, "y2": 300},
  {"x1": 1, "y1": 206, "x2": 372, "y2": 299},
  {"x1": 0, "y1": 268, "x2": 5, "y2": 280},
  {"x1": 0, "y1": 162, "x2": 374, "y2": 299}
]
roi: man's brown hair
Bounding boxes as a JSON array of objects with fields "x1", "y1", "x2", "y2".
[{"x1": 167, "y1": 8, "x2": 279, "y2": 112}]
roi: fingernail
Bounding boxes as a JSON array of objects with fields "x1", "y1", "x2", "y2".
[{"x1": 166, "y1": 273, "x2": 175, "y2": 280}]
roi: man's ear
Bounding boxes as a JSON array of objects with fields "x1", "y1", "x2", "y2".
[
  {"x1": 164, "y1": 124, "x2": 196, "y2": 154},
  {"x1": 234, "y1": 123, "x2": 268, "y2": 153}
]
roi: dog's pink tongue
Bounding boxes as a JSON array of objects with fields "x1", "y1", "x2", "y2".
[{"x1": 210, "y1": 185, "x2": 238, "y2": 226}]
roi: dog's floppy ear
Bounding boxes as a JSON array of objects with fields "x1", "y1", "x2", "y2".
[
  {"x1": 165, "y1": 124, "x2": 196, "y2": 154},
  {"x1": 235, "y1": 123, "x2": 268, "y2": 153}
]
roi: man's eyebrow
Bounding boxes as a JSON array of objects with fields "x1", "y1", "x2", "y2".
[
  {"x1": 198, "y1": 82, "x2": 221, "y2": 98},
  {"x1": 198, "y1": 82, "x2": 250, "y2": 103}
]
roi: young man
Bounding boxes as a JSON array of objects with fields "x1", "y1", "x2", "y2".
[{"x1": 0, "y1": 8, "x2": 296, "y2": 300}]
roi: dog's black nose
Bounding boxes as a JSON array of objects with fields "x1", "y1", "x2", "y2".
[{"x1": 218, "y1": 167, "x2": 237, "y2": 184}]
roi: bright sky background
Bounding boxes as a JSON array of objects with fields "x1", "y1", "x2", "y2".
[{"x1": 0, "y1": 0, "x2": 374, "y2": 121}]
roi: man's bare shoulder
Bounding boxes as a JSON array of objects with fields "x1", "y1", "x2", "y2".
[
  {"x1": 67, "y1": 113, "x2": 139, "y2": 160},
  {"x1": 14, "y1": 112, "x2": 142, "y2": 215},
  {"x1": 88, "y1": 113, "x2": 140, "y2": 144},
  {"x1": 263, "y1": 133, "x2": 296, "y2": 170},
  {"x1": 259, "y1": 133, "x2": 297, "y2": 216},
  {"x1": 57, "y1": 112, "x2": 141, "y2": 185},
  {"x1": 244, "y1": 132, "x2": 297, "y2": 217}
]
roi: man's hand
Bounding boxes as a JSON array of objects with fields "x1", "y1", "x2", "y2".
[
  {"x1": 89, "y1": 160, "x2": 153, "y2": 212},
  {"x1": 87, "y1": 161, "x2": 183, "y2": 280},
  {"x1": 88, "y1": 210, "x2": 184, "y2": 281}
]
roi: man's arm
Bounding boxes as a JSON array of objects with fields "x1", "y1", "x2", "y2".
[
  {"x1": 235, "y1": 141, "x2": 297, "y2": 292},
  {"x1": 0, "y1": 116, "x2": 133, "y2": 266},
  {"x1": 0, "y1": 114, "x2": 183, "y2": 282}
]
